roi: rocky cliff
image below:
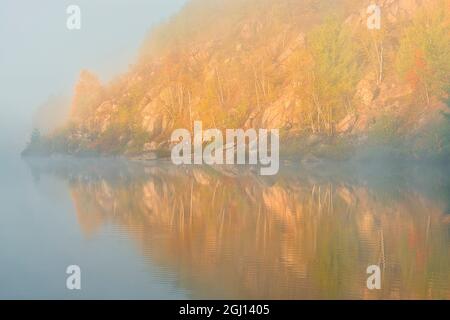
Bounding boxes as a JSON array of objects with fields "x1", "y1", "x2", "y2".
[{"x1": 23, "y1": 0, "x2": 450, "y2": 160}]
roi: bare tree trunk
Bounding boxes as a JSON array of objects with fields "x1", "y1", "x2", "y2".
[
  {"x1": 312, "y1": 91, "x2": 322, "y2": 133},
  {"x1": 329, "y1": 104, "x2": 333, "y2": 136},
  {"x1": 188, "y1": 90, "x2": 192, "y2": 125},
  {"x1": 253, "y1": 66, "x2": 261, "y2": 109},
  {"x1": 215, "y1": 68, "x2": 225, "y2": 106},
  {"x1": 372, "y1": 35, "x2": 384, "y2": 85},
  {"x1": 378, "y1": 43, "x2": 384, "y2": 84},
  {"x1": 424, "y1": 84, "x2": 431, "y2": 106},
  {"x1": 309, "y1": 112, "x2": 316, "y2": 134}
]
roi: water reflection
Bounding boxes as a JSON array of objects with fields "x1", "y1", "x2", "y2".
[{"x1": 26, "y1": 159, "x2": 450, "y2": 299}]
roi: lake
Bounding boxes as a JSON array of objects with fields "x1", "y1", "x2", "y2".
[{"x1": 0, "y1": 157, "x2": 449, "y2": 299}]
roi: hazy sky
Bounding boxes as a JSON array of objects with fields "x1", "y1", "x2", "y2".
[{"x1": 0, "y1": 0, "x2": 187, "y2": 155}]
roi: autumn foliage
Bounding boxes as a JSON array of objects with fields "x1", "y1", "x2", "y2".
[{"x1": 24, "y1": 0, "x2": 450, "y2": 160}]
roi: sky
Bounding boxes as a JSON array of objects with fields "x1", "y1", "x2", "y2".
[{"x1": 0, "y1": 0, "x2": 187, "y2": 156}]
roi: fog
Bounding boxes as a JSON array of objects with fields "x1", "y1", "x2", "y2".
[{"x1": 0, "y1": 0, "x2": 187, "y2": 158}]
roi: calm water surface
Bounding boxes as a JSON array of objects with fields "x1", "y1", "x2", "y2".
[{"x1": 0, "y1": 157, "x2": 449, "y2": 299}]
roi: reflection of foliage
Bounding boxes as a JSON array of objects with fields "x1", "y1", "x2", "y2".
[{"x1": 27, "y1": 160, "x2": 450, "y2": 299}]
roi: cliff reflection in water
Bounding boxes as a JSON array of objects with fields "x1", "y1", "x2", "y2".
[{"x1": 27, "y1": 159, "x2": 450, "y2": 299}]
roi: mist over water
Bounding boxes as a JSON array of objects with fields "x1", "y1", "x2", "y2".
[
  {"x1": 0, "y1": 158, "x2": 447, "y2": 299},
  {"x1": 0, "y1": 0, "x2": 449, "y2": 300},
  {"x1": 0, "y1": 0, "x2": 190, "y2": 299},
  {"x1": 0, "y1": 0, "x2": 188, "y2": 160}
]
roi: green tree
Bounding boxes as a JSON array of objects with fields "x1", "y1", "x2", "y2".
[
  {"x1": 30, "y1": 128, "x2": 41, "y2": 146},
  {"x1": 443, "y1": 86, "x2": 450, "y2": 152},
  {"x1": 306, "y1": 17, "x2": 362, "y2": 136},
  {"x1": 22, "y1": 128, "x2": 43, "y2": 156},
  {"x1": 397, "y1": 3, "x2": 450, "y2": 105}
]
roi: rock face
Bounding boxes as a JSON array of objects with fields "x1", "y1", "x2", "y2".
[{"x1": 31, "y1": 0, "x2": 449, "y2": 159}]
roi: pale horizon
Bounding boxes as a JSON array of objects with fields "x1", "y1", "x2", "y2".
[{"x1": 0, "y1": 0, "x2": 187, "y2": 156}]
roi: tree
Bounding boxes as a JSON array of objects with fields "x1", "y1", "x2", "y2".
[
  {"x1": 360, "y1": 25, "x2": 388, "y2": 86},
  {"x1": 70, "y1": 70, "x2": 103, "y2": 121},
  {"x1": 306, "y1": 17, "x2": 362, "y2": 136},
  {"x1": 30, "y1": 128, "x2": 41, "y2": 146},
  {"x1": 397, "y1": 2, "x2": 450, "y2": 105},
  {"x1": 443, "y1": 86, "x2": 450, "y2": 143},
  {"x1": 21, "y1": 129, "x2": 43, "y2": 156}
]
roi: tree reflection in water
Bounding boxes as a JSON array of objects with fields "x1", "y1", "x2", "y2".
[{"x1": 27, "y1": 159, "x2": 450, "y2": 299}]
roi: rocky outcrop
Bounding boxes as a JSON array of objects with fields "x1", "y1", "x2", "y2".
[{"x1": 27, "y1": 0, "x2": 449, "y2": 160}]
